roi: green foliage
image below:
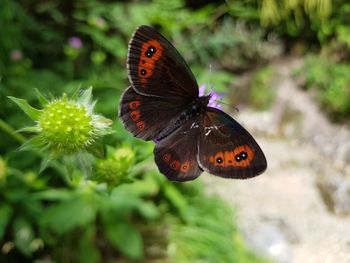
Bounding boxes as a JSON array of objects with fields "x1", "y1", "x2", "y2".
[
  {"x1": 168, "y1": 195, "x2": 270, "y2": 262},
  {"x1": 187, "y1": 18, "x2": 282, "y2": 72},
  {"x1": 250, "y1": 66, "x2": 276, "y2": 110},
  {"x1": 300, "y1": 56, "x2": 350, "y2": 120},
  {"x1": 7, "y1": 0, "x2": 350, "y2": 261}
]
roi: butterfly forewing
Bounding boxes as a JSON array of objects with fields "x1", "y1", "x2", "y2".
[
  {"x1": 128, "y1": 25, "x2": 198, "y2": 100},
  {"x1": 197, "y1": 108, "x2": 267, "y2": 179},
  {"x1": 119, "y1": 86, "x2": 186, "y2": 140},
  {"x1": 154, "y1": 117, "x2": 203, "y2": 181}
]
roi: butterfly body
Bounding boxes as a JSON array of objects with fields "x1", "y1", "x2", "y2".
[
  {"x1": 119, "y1": 25, "x2": 267, "y2": 181},
  {"x1": 154, "y1": 95, "x2": 211, "y2": 141}
]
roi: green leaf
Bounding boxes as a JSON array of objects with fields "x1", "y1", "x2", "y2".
[
  {"x1": 35, "y1": 88, "x2": 49, "y2": 106},
  {"x1": 109, "y1": 187, "x2": 141, "y2": 216},
  {"x1": 17, "y1": 126, "x2": 41, "y2": 133},
  {"x1": 18, "y1": 136, "x2": 43, "y2": 151},
  {"x1": 163, "y1": 183, "x2": 188, "y2": 219},
  {"x1": 136, "y1": 201, "x2": 160, "y2": 220},
  {"x1": 104, "y1": 221, "x2": 143, "y2": 260},
  {"x1": 0, "y1": 204, "x2": 12, "y2": 240},
  {"x1": 39, "y1": 153, "x2": 54, "y2": 173},
  {"x1": 13, "y1": 218, "x2": 35, "y2": 256},
  {"x1": 8, "y1": 96, "x2": 42, "y2": 121},
  {"x1": 78, "y1": 227, "x2": 101, "y2": 263},
  {"x1": 40, "y1": 197, "x2": 96, "y2": 234},
  {"x1": 32, "y1": 189, "x2": 72, "y2": 201}
]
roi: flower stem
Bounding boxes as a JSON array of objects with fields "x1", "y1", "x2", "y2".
[{"x1": 0, "y1": 118, "x2": 26, "y2": 143}]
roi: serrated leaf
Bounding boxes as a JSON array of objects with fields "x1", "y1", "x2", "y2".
[
  {"x1": 39, "y1": 154, "x2": 54, "y2": 173},
  {"x1": 35, "y1": 88, "x2": 49, "y2": 106},
  {"x1": 104, "y1": 221, "x2": 143, "y2": 260},
  {"x1": 17, "y1": 126, "x2": 41, "y2": 133},
  {"x1": 8, "y1": 96, "x2": 42, "y2": 121},
  {"x1": 18, "y1": 136, "x2": 43, "y2": 152},
  {"x1": 78, "y1": 87, "x2": 93, "y2": 106}
]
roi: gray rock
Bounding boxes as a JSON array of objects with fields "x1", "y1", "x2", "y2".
[
  {"x1": 317, "y1": 175, "x2": 350, "y2": 216},
  {"x1": 242, "y1": 222, "x2": 293, "y2": 263}
]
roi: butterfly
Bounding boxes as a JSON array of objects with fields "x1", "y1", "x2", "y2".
[{"x1": 119, "y1": 25, "x2": 267, "y2": 182}]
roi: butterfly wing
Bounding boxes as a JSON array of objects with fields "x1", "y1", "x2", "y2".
[
  {"x1": 119, "y1": 86, "x2": 189, "y2": 140},
  {"x1": 198, "y1": 107, "x2": 267, "y2": 179},
  {"x1": 154, "y1": 117, "x2": 203, "y2": 181},
  {"x1": 128, "y1": 25, "x2": 198, "y2": 100}
]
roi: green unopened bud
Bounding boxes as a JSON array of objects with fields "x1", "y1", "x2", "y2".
[
  {"x1": 113, "y1": 145, "x2": 135, "y2": 167},
  {"x1": 38, "y1": 95, "x2": 94, "y2": 154},
  {"x1": 95, "y1": 159, "x2": 121, "y2": 186},
  {"x1": 10, "y1": 87, "x2": 112, "y2": 156},
  {"x1": 94, "y1": 145, "x2": 135, "y2": 186}
]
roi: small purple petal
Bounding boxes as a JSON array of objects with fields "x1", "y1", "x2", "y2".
[
  {"x1": 199, "y1": 84, "x2": 206, "y2": 97},
  {"x1": 208, "y1": 98, "x2": 223, "y2": 109},
  {"x1": 199, "y1": 83, "x2": 225, "y2": 109},
  {"x1": 68, "y1": 36, "x2": 83, "y2": 49},
  {"x1": 210, "y1": 93, "x2": 220, "y2": 101}
]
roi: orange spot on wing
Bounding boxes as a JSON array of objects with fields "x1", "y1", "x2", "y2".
[
  {"x1": 180, "y1": 160, "x2": 190, "y2": 173},
  {"x1": 136, "y1": 121, "x2": 145, "y2": 131},
  {"x1": 213, "y1": 152, "x2": 225, "y2": 167},
  {"x1": 137, "y1": 40, "x2": 163, "y2": 84},
  {"x1": 232, "y1": 145, "x2": 254, "y2": 167},
  {"x1": 170, "y1": 160, "x2": 180, "y2": 170},
  {"x1": 129, "y1": 101, "x2": 140, "y2": 110},
  {"x1": 224, "y1": 151, "x2": 235, "y2": 166},
  {"x1": 208, "y1": 145, "x2": 254, "y2": 168},
  {"x1": 130, "y1": 110, "x2": 140, "y2": 121},
  {"x1": 162, "y1": 153, "x2": 171, "y2": 163}
]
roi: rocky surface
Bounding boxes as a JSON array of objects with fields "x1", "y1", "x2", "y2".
[{"x1": 204, "y1": 57, "x2": 350, "y2": 263}]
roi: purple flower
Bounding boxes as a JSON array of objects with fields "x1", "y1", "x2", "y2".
[
  {"x1": 199, "y1": 84, "x2": 223, "y2": 110},
  {"x1": 10, "y1": 50, "x2": 23, "y2": 61},
  {"x1": 68, "y1": 36, "x2": 83, "y2": 49}
]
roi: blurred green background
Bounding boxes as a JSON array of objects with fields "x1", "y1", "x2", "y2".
[{"x1": 1, "y1": 0, "x2": 349, "y2": 262}]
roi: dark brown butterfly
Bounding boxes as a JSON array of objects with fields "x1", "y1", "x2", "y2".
[{"x1": 119, "y1": 25, "x2": 267, "y2": 182}]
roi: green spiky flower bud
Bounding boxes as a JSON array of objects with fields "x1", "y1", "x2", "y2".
[
  {"x1": 94, "y1": 145, "x2": 135, "y2": 186},
  {"x1": 9, "y1": 87, "x2": 112, "y2": 156},
  {"x1": 38, "y1": 95, "x2": 94, "y2": 154}
]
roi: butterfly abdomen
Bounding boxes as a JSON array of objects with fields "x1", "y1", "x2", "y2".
[{"x1": 154, "y1": 96, "x2": 210, "y2": 141}]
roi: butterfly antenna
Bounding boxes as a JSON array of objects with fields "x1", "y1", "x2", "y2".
[
  {"x1": 207, "y1": 64, "x2": 214, "y2": 95},
  {"x1": 214, "y1": 99, "x2": 240, "y2": 113}
]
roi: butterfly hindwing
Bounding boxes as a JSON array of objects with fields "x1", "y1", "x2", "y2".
[
  {"x1": 154, "y1": 118, "x2": 203, "y2": 181},
  {"x1": 198, "y1": 107, "x2": 267, "y2": 179},
  {"x1": 119, "y1": 86, "x2": 186, "y2": 140},
  {"x1": 128, "y1": 25, "x2": 198, "y2": 100}
]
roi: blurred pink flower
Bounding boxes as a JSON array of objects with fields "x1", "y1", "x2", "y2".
[
  {"x1": 199, "y1": 84, "x2": 223, "y2": 110},
  {"x1": 10, "y1": 50, "x2": 23, "y2": 61},
  {"x1": 96, "y1": 17, "x2": 106, "y2": 28},
  {"x1": 68, "y1": 36, "x2": 83, "y2": 49}
]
